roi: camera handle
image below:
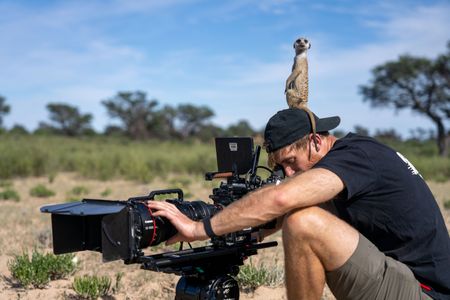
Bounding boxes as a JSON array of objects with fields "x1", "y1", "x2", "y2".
[{"x1": 148, "y1": 188, "x2": 184, "y2": 201}]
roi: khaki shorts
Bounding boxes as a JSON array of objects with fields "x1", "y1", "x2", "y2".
[{"x1": 326, "y1": 234, "x2": 432, "y2": 300}]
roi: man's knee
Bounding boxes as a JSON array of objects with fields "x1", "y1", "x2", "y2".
[{"x1": 282, "y1": 206, "x2": 330, "y2": 240}]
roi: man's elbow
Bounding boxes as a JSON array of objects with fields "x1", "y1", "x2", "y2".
[{"x1": 271, "y1": 186, "x2": 293, "y2": 215}]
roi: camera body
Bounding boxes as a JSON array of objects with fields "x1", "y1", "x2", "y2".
[
  {"x1": 41, "y1": 191, "x2": 221, "y2": 263},
  {"x1": 41, "y1": 137, "x2": 284, "y2": 299}
]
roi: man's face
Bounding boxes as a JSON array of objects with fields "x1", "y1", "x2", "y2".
[{"x1": 275, "y1": 137, "x2": 322, "y2": 177}]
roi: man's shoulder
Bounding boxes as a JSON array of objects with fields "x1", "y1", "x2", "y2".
[
  {"x1": 336, "y1": 133, "x2": 381, "y2": 146},
  {"x1": 333, "y1": 133, "x2": 392, "y2": 155}
]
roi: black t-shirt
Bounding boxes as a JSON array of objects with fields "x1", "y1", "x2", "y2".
[{"x1": 314, "y1": 133, "x2": 450, "y2": 300}]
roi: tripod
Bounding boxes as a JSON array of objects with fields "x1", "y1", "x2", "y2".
[{"x1": 139, "y1": 241, "x2": 277, "y2": 300}]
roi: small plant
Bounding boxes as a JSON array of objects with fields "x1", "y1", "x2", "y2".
[
  {"x1": 72, "y1": 275, "x2": 112, "y2": 299},
  {"x1": 48, "y1": 173, "x2": 56, "y2": 183},
  {"x1": 444, "y1": 199, "x2": 450, "y2": 210},
  {"x1": 113, "y1": 272, "x2": 124, "y2": 293},
  {"x1": 37, "y1": 229, "x2": 52, "y2": 248},
  {"x1": 236, "y1": 260, "x2": 284, "y2": 291},
  {"x1": 65, "y1": 197, "x2": 80, "y2": 202},
  {"x1": 100, "y1": 188, "x2": 112, "y2": 197},
  {"x1": 0, "y1": 188, "x2": 20, "y2": 201},
  {"x1": 169, "y1": 177, "x2": 191, "y2": 188},
  {"x1": 8, "y1": 249, "x2": 76, "y2": 288},
  {"x1": 71, "y1": 186, "x2": 90, "y2": 196},
  {"x1": 30, "y1": 184, "x2": 55, "y2": 197}
]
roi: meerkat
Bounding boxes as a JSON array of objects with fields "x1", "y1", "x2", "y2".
[
  {"x1": 285, "y1": 37, "x2": 318, "y2": 150},
  {"x1": 285, "y1": 37, "x2": 311, "y2": 109}
]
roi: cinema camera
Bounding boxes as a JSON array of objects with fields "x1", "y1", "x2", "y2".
[{"x1": 41, "y1": 137, "x2": 284, "y2": 299}]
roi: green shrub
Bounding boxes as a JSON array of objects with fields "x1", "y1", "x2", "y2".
[
  {"x1": 48, "y1": 173, "x2": 56, "y2": 183},
  {"x1": 169, "y1": 177, "x2": 192, "y2": 188},
  {"x1": 70, "y1": 186, "x2": 89, "y2": 196},
  {"x1": 65, "y1": 197, "x2": 80, "y2": 203},
  {"x1": 100, "y1": 188, "x2": 112, "y2": 197},
  {"x1": 0, "y1": 188, "x2": 20, "y2": 201},
  {"x1": 113, "y1": 272, "x2": 124, "y2": 293},
  {"x1": 8, "y1": 250, "x2": 76, "y2": 288},
  {"x1": 444, "y1": 199, "x2": 450, "y2": 210},
  {"x1": 236, "y1": 260, "x2": 284, "y2": 291},
  {"x1": 30, "y1": 184, "x2": 55, "y2": 197},
  {"x1": 72, "y1": 275, "x2": 112, "y2": 299}
]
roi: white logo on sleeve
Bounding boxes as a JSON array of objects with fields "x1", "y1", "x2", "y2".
[{"x1": 396, "y1": 152, "x2": 422, "y2": 178}]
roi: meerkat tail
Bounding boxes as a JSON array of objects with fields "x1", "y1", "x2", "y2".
[{"x1": 300, "y1": 106, "x2": 318, "y2": 152}]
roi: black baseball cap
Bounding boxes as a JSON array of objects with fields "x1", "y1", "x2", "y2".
[{"x1": 264, "y1": 108, "x2": 340, "y2": 153}]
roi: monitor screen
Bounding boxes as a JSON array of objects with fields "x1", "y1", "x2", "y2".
[{"x1": 215, "y1": 137, "x2": 254, "y2": 175}]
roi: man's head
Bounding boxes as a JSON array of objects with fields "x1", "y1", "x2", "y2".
[{"x1": 264, "y1": 108, "x2": 340, "y2": 176}]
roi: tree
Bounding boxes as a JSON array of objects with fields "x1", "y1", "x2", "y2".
[
  {"x1": 152, "y1": 105, "x2": 179, "y2": 139},
  {"x1": 353, "y1": 125, "x2": 370, "y2": 137},
  {"x1": 374, "y1": 128, "x2": 402, "y2": 142},
  {"x1": 104, "y1": 125, "x2": 125, "y2": 137},
  {"x1": 196, "y1": 124, "x2": 225, "y2": 142},
  {"x1": 360, "y1": 42, "x2": 450, "y2": 156},
  {"x1": 175, "y1": 104, "x2": 214, "y2": 139},
  {"x1": 0, "y1": 95, "x2": 11, "y2": 128},
  {"x1": 9, "y1": 124, "x2": 29, "y2": 135},
  {"x1": 102, "y1": 91, "x2": 159, "y2": 140},
  {"x1": 225, "y1": 120, "x2": 255, "y2": 137},
  {"x1": 42, "y1": 103, "x2": 93, "y2": 136}
]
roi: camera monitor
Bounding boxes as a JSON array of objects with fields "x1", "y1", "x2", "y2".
[{"x1": 215, "y1": 137, "x2": 254, "y2": 175}]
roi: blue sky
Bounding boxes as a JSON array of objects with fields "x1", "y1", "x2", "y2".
[{"x1": 1, "y1": 0, "x2": 449, "y2": 137}]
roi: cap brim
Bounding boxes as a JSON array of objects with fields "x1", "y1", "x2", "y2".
[{"x1": 316, "y1": 116, "x2": 340, "y2": 132}]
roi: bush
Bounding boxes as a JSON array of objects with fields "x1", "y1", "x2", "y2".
[
  {"x1": 236, "y1": 260, "x2": 284, "y2": 291},
  {"x1": 444, "y1": 199, "x2": 450, "y2": 210},
  {"x1": 100, "y1": 188, "x2": 112, "y2": 197},
  {"x1": 30, "y1": 184, "x2": 55, "y2": 197},
  {"x1": 72, "y1": 275, "x2": 112, "y2": 299},
  {"x1": 70, "y1": 186, "x2": 89, "y2": 196},
  {"x1": 8, "y1": 250, "x2": 76, "y2": 288},
  {"x1": 0, "y1": 188, "x2": 20, "y2": 201}
]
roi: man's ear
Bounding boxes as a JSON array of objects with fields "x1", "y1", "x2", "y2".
[{"x1": 309, "y1": 133, "x2": 321, "y2": 151}]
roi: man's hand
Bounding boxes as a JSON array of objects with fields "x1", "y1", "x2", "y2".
[{"x1": 146, "y1": 201, "x2": 209, "y2": 245}]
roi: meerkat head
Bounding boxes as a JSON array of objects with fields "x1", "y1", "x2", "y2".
[{"x1": 293, "y1": 37, "x2": 311, "y2": 55}]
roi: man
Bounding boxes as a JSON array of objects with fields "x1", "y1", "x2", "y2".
[{"x1": 148, "y1": 108, "x2": 450, "y2": 300}]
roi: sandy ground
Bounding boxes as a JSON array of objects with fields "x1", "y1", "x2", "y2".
[{"x1": 0, "y1": 173, "x2": 448, "y2": 300}]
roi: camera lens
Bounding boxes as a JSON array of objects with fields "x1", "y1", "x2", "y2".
[{"x1": 134, "y1": 200, "x2": 221, "y2": 249}]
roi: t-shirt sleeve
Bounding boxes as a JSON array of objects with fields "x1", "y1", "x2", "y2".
[{"x1": 313, "y1": 144, "x2": 378, "y2": 200}]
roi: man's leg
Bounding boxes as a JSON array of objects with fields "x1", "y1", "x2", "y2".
[{"x1": 282, "y1": 206, "x2": 359, "y2": 300}]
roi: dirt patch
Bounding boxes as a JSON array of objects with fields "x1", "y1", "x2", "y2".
[{"x1": 0, "y1": 173, "x2": 448, "y2": 299}]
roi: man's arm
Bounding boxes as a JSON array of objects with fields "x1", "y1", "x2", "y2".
[
  {"x1": 147, "y1": 167, "x2": 344, "y2": 244},
  {"x1": 210, "y1": 167, "x2": 344, "y2": 236}
]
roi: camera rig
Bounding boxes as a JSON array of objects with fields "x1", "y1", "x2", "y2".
[{"x1": 41, "y1": 137, "x2": 283, "y2": 299}]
